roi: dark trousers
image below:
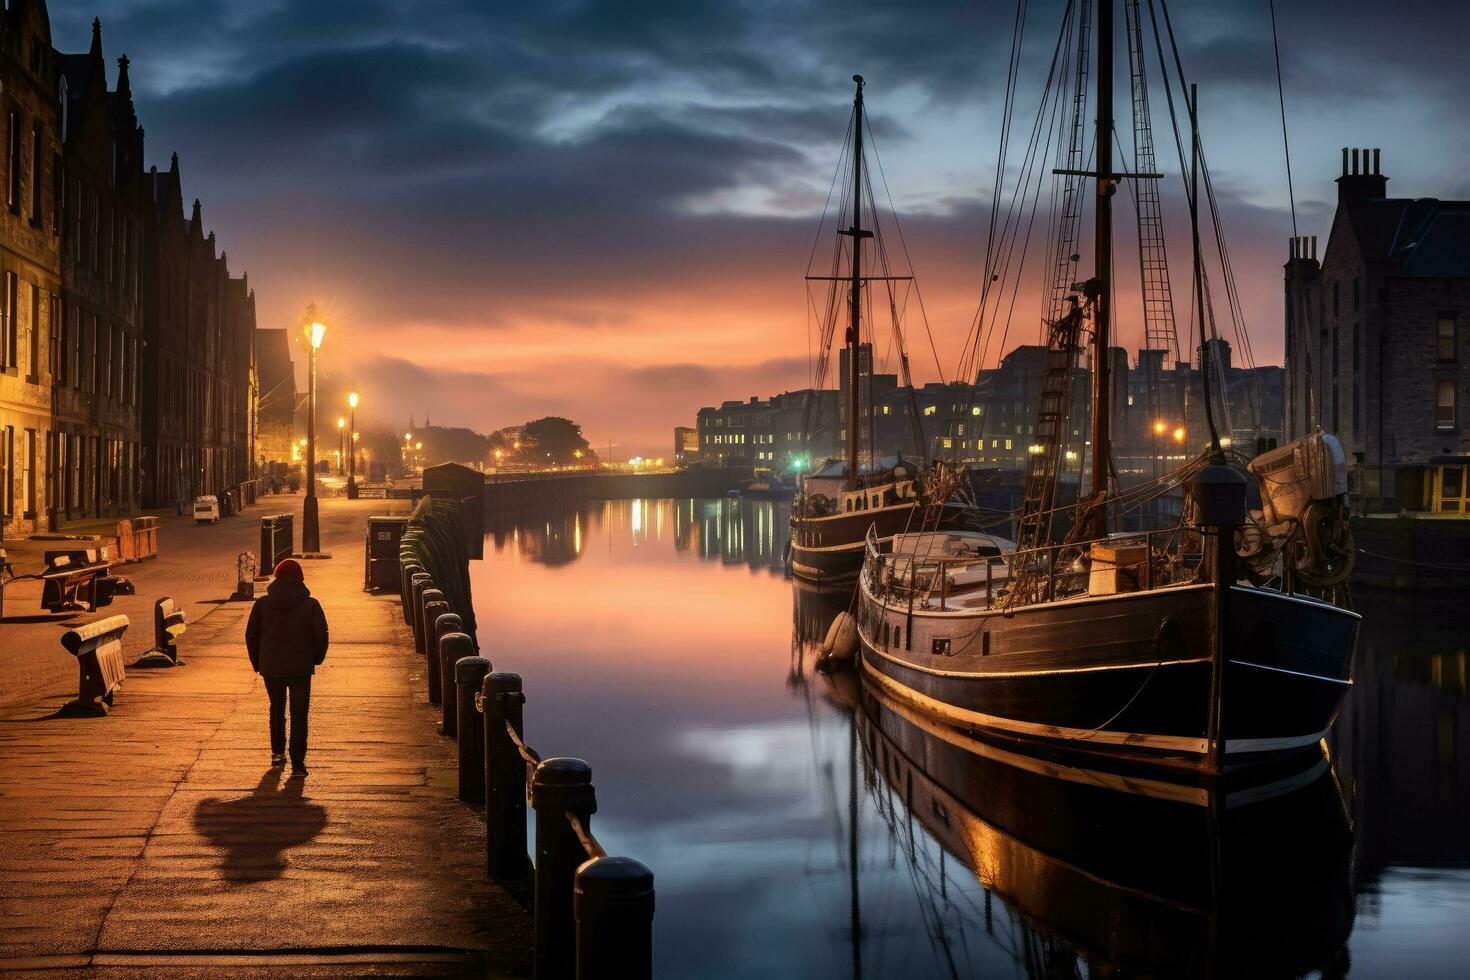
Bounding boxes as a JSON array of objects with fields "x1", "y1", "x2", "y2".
[{"x1": 264, "y1": 675, "x2": 311, "y2": 765}]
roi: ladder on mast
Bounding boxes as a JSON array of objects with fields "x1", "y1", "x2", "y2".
[
  {"x1": 1015, "y1": 300, "x2": 1087, "y2": 562},
  {"x1": 1044, "y1": 0, "x2": 1093, "y2": 330},
  {"x1": 1125, "y1": 0, "x2": 1179, "y2": 368}
]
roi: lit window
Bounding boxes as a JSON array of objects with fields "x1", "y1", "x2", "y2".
[
  {"x1": 1436, "y1": 380, "x2": 1456, "y2": 430},
  {"x1": 881, "y1": 405, "x2": 890, "y2": 414},
  {"x1": 971, "y1": 406, "x2": 981, "y2": 416},
  {"x1": 1439, "y1": 316, "x2": 1457, "y2": 361},
  {"x1": 941, "y1": 438, "x2": 953, "y2": 449},
  {"x1": 1004, "y1": 439, "x2": 1013, "y2": 450},
  {"x1": 922, "y1": 405, "x2": 936, "y2": 416}
]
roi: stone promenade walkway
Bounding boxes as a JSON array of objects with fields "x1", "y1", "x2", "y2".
[{"x1": 0, "y1": 499, "x2": 531, "y2": 976}]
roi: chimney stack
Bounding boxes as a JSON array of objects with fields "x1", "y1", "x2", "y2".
[{"x1": 1338, "y1": 145, "x2": 1388, "y2": 204}]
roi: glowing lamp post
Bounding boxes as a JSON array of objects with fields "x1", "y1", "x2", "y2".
[
  {"x1": 346, "y1": 391, "x2": 360, "y2": 498},
  {"x1": 337, "y1": 417, "x2": 346, "y2": 476},
  {"x1": 302, "y1": 312, "x2": 326, "y2": 554}
]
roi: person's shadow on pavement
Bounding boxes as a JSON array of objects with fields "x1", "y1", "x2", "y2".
[{"x1": 193, "y1": 768, "x2": 327, "y2": 882}]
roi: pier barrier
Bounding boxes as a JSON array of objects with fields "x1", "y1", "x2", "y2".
[
  {"x1": 455, "y1": 655, "x2": 491, "y2": 803},
  {"x1": 474, "y1": 677, "x2": 654, "y2": 980},
  {"x1": 437, "y1": 630, "x2": 473, "y2": 736}
]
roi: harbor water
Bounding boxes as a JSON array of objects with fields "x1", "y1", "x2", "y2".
[{"x1": 471, "y1": 497, "x2": 1469, "y2": 978}]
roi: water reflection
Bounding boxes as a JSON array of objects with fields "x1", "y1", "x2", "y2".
[
  {"x1": 471, "y1": 499, "x2": 1469, "y2": 979},
  {"x1": 489, "y1": 498, "x2": 792, "y2": 570}
]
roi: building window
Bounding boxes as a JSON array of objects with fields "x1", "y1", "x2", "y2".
[
  {"x1": 1437, "y1": 380, "x2": 1457, "y2": 430},
  {"x1": 1438, "y1": 315, "x2": 1457, "y2": 362},
  {"x1": 22, "y1": 428, "x2": 36, "y2": 518},
  {"x1": 27, "y1": 283, "x2": 38, "y2": 381},
  {"x1": 49, "y1": 293, "x2": 61, "y2": 381},
  {"x1": 29, "y1": 123, "x2": 41, "y2": 225},
  {"x1": 6, "y1": 110, "x2": 18, "y2": 211},
  {"x1": 52, "y1": 153, "x2": 61, "y2": 233},
  {"x1": 0, "y1": 426, "x2": 10, "y2": 516},
  {"x1": 2, "y1": 271, "x2": 14, "y2": 369}
]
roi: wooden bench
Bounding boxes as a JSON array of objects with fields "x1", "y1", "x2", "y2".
[
  {"x1": 136, "y1": 597, "x2": 187, "y2": 668},
  {"x1": 59, "y1": 615, "x2": 130, "y2": 717},
  {"x1": 40, "y1": 549, "x2": 126, "y2": 613}
]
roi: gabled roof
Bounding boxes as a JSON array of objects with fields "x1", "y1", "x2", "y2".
[{"x1": 1342, "y1": 196, "x2": 1470, "y2": 278}]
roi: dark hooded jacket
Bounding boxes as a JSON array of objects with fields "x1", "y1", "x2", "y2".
[{"x1": 245, "y1": 579, "x2": 329, "y2": 677}]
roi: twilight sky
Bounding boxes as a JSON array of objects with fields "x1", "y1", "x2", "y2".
[{"x1": 59, "y1": 0, "x2": 1470, "y2": 457}]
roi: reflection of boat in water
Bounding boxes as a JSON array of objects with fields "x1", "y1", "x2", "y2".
[{"x1": 857, "y1": 678, "x2": 1355, "y2": 977}]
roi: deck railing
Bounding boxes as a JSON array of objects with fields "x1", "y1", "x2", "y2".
[{"x1": 863, "y1": 525, "x2": 1205, "y2": 611}]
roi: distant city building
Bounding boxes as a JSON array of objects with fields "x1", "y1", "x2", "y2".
[
  {"x1": 673, "y1": 425, "x2": 698, "y2": 465},
  {"x1": 1285, "y1": 147, "x2": 1470, "y2": 514},
  {"x1": 254, "y1": 327, "x2": 295, "y2": 474},
  {"x1": 692, "y1": 341, "x2": 1282, "y2": 480}
]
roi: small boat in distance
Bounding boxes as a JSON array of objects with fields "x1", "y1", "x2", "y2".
[{"x1": 737, "y1": 468, "x2": 794, "y2": 500}]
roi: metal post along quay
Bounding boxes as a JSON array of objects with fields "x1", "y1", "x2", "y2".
[
  {"x1": 531, "y1": 758, "x2": 598, "y2": 980},
  {"x1": 575, "y1": 856, "x2": 656, "y2": 980},
  {"x1": 455, "y1": 654, "x2": 492, "y2": 804},
  {"x1": 481, "y1": 671, "x2": 532, "y2": 880}
]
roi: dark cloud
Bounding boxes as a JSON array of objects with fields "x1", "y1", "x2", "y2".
[{"x1": 50, "y1": 0, "x2": 1470, "y2": 448}]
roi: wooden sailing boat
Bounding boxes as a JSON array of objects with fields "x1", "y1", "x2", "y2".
[
  {"x1": 789, "y1": 76, "x2": 967, "y2": 587},
  {"x1": 853, "y1": 0, "x2": 1361, "y2": 776}
]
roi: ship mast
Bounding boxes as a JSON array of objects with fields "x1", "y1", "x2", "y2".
[
  {"x1": 1089, "y1": 0, "x2": 1114, "y2": 537},
  {"x1": 843, "y1": 74, "x2": 870, "y2": 494}
]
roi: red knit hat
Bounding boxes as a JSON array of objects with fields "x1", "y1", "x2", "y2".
[{"x1": 273, "y1": 558, "x2": 304, "y2": 580}]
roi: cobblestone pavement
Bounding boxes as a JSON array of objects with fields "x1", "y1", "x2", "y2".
[{"x1": 0, "y1": 499, "x2": 531, "y2": 976}]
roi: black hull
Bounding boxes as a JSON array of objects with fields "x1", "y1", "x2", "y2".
[
  {"x1": 856, "y1": 681, "x2": 1355, "y2": 975},
  {"x1": 790, "y1": 502, "x2": 966, "y2": 585},
  {"x1": 857, "y1": 580, "x2": 1359, "y2": 772}
]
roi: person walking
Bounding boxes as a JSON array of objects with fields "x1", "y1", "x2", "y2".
[{"x1": 246, "y1": 558, "x2": 329, "y2": 775}]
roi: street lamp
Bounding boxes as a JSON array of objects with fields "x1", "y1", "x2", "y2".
[
  {"x1": 337, "y1": 417, "x2": 346, "y2": 476},
  {"x1": 347, "y1": 391, "x2": 360, "y2": 498},
  {"x1": 302, "y1": 309, "x2": 325, "y2": 554}
]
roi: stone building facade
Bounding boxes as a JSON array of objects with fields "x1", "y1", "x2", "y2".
[
  {"x1": 52, "y1": 23, "x2": 144, "y2": 526},
  {"x1": 0, "y1": 5, "x2": 261, "y2": 536},
  {"x1": 0, "y1": 0, "x2": 62, "y2": 538},
  {"x1": 1285, "y1": 148, "x2": 1470, "y2": 513}
]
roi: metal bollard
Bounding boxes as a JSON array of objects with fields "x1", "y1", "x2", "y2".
[
  {"x1": 409, "y1": 574, "x2": 433, "y2": 660},
  {"x1": 531, "y1": 758, "x2": 597, "y2": 980},
  {"x1": 455, "y1": 655, "x2": 492, "y2": 804},
  {"x1": 436, "y1": 628, "x2": 470, "y2": 734},
  {"x1": 399, "y1": 561, "x2": 422, "y2": 623},
  {"x1": 483, "y1": 672, "x2": 532, "y2": 880},
  {"x1": 419, "y1": 589, "x2": 445, "y2": 700},
  {"x1": 574, "y1": 857, "x2": 655, "y2": 980},
  {"x1": 423, "y1": 597, "x2": 449, "y2": 706}
]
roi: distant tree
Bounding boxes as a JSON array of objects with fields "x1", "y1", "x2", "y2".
[{"x1": 518, "y1": 416, "x2": 597, "y2": 465}]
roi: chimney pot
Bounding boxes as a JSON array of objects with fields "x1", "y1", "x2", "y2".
[
  {"x1": 1374, "y1": 147, "x2": 1381, "y2": 175},
  {"x1": 1311, "y1": 235, "x2": 1318, "y2": 260},
  {"x1": 1342, "y1": 147, "x2": 1349, "y2": 176},
  {"x1": 1352, "y1": 148, "x2": 1360, "y2": 175}
]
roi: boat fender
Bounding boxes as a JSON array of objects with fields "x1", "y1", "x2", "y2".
[{"x1": 820, "y1": 611, "x2": 859, "y2": 663}]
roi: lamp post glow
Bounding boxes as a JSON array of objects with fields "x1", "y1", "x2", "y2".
[
  {"x1": 302, "y1": 308, "x2": 325, "y2": 554},
  {"x1": 347, "y1": 391, "x2": 360, "y2": 497}
]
